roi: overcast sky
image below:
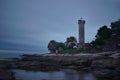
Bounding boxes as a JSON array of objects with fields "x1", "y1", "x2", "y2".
[{"x1": 0, "y1": 0, "x2": 120, "y2": 53}]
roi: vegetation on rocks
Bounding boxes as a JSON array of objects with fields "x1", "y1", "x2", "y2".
[{"x1": 48, "y1": 36, "x2": 77, "y2": 53}]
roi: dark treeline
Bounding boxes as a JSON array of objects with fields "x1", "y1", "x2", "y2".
[{"x1": 91, "y1": 19, "x2": 120, "y2": 51}]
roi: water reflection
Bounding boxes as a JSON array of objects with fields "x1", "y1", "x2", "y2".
[
  {"x1": 63, "y1": 69, "x2": 96, "y2": 80},
  {"x1": 64, "y1": 69, "x2": 79, "y2": 80},
  {"x1": 13, "y1": 69, "x2": 97, "y2": 80}
]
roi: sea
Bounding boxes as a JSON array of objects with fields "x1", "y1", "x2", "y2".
[
  {"x1": 13, "y1": 69, "x2": 97, "y2": 80},
  {"x1": 0, "y1": 50, "x2": 47, "y2": 60}
]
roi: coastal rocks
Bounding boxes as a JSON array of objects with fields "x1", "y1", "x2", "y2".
[
  {"x1": 93, "y1": 69, "x2": 120, "y2": 80},
  {"x1": 91, "y1": 58, "x2": 114, "y2": 69},
  {"x1": 72, "y1": 58, "x2": 92, "y2": 70},
  {"x1": 91, "y1": 52, "x2": 120, "y2": 80},
  {"x1": 110, "y1": 52, "x2": 120, "y2": 59},
  {"x1": 11, "y1": 61, "x2": 60, "y2": 71},
  {"x1": 0, "y1": 69, "x2": 15, "y2": 80},
  {"x1": 0, "y1": 51, "x2": 120, "y2": 79},
  {"x1": 91, "y1": 54, "x2": 120, "y2": 70}
]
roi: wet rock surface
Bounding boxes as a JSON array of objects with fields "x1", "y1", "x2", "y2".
[
  {"x1": 93, "y1": 68, "x2": 120, "y2": 80},
  {"x1": 0, "y1": 69, "x2": 15, "y2": 80},
  {"x1": 0, "y1": 51, "x2": 120, "y2": 80}
]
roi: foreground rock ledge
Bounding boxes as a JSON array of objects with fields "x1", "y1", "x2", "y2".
[
  {"x1": 0, "y1": 69, "x2": 15, "y2": 80},
  {"x1": 0, "y1": 51, "x2": 120, "y2": 80}
]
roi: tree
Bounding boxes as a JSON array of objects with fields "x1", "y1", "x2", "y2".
[
  {"x1": 91, "y1": 19, "x2": 120, "y2": 51},
  {"x1": 56, "y1": 42, "x2": 66, "y2": 53},
  {"x1": 94, "y1": 25, "x2": 112, "y2": 45},
  {"x1": 56, "y1": 42, "x2": 66, "y2": 50},
  {"x1": 65, "y1": 36, "x2": 77, "y2": 48},
  {"x1": 96, "y1": 25, "x2": 112, "y2": 40},
  {"x1": 111, "y1": 19, "x2": 120, "y2": 36},
  {"x1": 110, "y1": 19, "x2": 120, "y2": 47},
  {"x1": 48, "y1": 40, "x2": 57, "y2": 53}
]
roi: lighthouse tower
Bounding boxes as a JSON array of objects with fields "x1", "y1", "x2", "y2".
[{"x1": 78, "y1": 18, "x2": 85, "y2": 47}]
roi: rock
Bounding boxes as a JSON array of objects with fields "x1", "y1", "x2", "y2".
[
  {"x1": 0, "y1": 52, "x2": 120, "y2": 78},
  {"x1": 73, "y1": 58, "x2": 92, "y2": 67},
  {"x1": 93, "y1": 69, "x2": 120, "y2": 80},
  {"x1": 92, "y1": 58, "x2": 113, "y2": 69},
  {"x1": 0, "y1": 70, "x2": 15, "y2": 80},
  {"x1": 110, "y1": 53, "x2": 120, "y2": 59}
]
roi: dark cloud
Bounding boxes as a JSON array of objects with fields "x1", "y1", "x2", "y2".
[{"x1": 0, "y1": 0, "x2": 120, "y2": 53}]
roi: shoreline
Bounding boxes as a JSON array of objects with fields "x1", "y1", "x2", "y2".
[{"x1": 0, "y1": 51, "x2": 120, "y2": 80}]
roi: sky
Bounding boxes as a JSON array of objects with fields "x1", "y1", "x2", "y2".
[{"x1": 0, "y1": 0, "x2": 120, "y2": 53}]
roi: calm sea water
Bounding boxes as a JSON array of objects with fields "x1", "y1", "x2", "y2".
[
  {"x1": 0, "y1": 51, "x2": 46, "y2": 60},
  {"x1": 13, "y1": 69, "x2": 98, "y2": 80},
  {"x1": 0, "y1": 52, "x2": 23, "y2": 60}
]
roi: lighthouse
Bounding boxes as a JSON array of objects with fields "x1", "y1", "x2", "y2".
[{"x1": 78, "y1": 18, "x2": 85, "y2": 47}]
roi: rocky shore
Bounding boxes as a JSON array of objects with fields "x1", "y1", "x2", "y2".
[
  {"x1": 0, "y1": 51, "x2": 120, "y2": 80},
  {"x1": 0, "y1": 69, "x2": 15, "y2": 80}
]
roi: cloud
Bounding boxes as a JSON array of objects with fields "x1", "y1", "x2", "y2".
[{"x1": 0, "y1": 0, "x2": 120, "y2": 53}]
